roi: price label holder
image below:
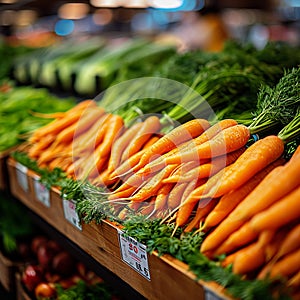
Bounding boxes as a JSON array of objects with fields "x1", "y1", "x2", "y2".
[
  {"x1": 33, "y1": 175, "x2": 50, "y2": 207},
  {"x1": 204, "y1": 286, "x2": 224, "y2": 300},
  {"x1": 15, "y1": 162, "x2": 28, "y2": 192},
  {"x1": 62, "y1": 198, "x2": 82, "y2": 231},
  {"x1": 117, "y1": 229, "x2": 150, "y2": 280}
]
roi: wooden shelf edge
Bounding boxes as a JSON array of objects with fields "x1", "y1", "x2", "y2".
[{"x1": 7, "y1": 157, "x2": 231, "y2": 300}]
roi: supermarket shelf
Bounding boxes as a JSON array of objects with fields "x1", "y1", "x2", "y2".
[{"x1": 7, "y1": 157, "x2": 229, "y2": 300}]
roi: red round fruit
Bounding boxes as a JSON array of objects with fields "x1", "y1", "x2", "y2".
[
  {"x1": 37, "y1": 244, "x2": 57, "y2": 270},
  {"x1": 22, "y1": 265, "x2": 44, "y2": 292},
  {"x1": 31, "y1": 236, "x2": 48, "y2": 254},
  {"x1": 52, "y1": 251, "x2": 75, "y2": 276}
]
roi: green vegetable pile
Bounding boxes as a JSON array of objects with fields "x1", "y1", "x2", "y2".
[
  {"x1": 98, "y1": 41, "x2": 300, "y2": 126},
  {"x1": 55, "y1": 280, "x2": 120, "y2": 300},
  {"x1": 0, "y1": 84, "x2": 75, "y2": 152}
]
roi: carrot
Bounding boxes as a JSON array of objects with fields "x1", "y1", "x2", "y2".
[
  {"x1": 53, "y1": 107, "x2": 106, "y2": 146},
  {"x1": 173, "y1": 179, "x2": 208, "y2": 228},
  {"x1": 202, "y1": 135, "x2": 285, "y2": 199},
  {"x1": 30, "y1": 100, "x2": 97, "y2": 141},
  {"x1": 250, "y1": 186, "x2": 300, "y2": 233},
  {"x1": 72, "y1": 113, "x2": 110, "y2": 155},
  {"x1": 200, "y1": 144, "x2": 297, "y2": 254},
  {"x1": 108, "y1": 186, "x2": 138, "y2": 201},
  {"x1": 202, "y1": 158, "x2": 285, "y2": 230},
  {"x1": 153, "y1": 183, "x2": 174, "y2": 213},
  {"x1": 121, "y1": 116, "x2": 161, "y2": 163},
  {"x1": 167, "y1": 182, "x2": 189, "y2": 210},
  {"x1": 267, "y1": 248, "x2": 300, "y2": 279},
  {"x1": 28, "y1": 134, "x2": 55, "y2": 158},
  {"x1": 288, "y1": 270, "x2": 300, "y2": 287},
  {"x1": 107, "y1": 121, "x2": 144, "y2": 173},
  {"x1": 159, "y1": 124, "x2": 250, "y2": 167},
  {"x1": 136, "y1": 119, "x2": 211, "y2": 169},
  {"x1": 184, "y1": 198, "x2": 218, "y2": 233},
  {"x1": 233, "y1": 230, "x2": 274, "y2": 275},
  {"x1": 265, "y1": 227, "x2": 290, "y2": 262},
  {"x1": 119, "y1": 164, "x2": 178, "y2": 203},
  {"x1": 163, "y1": 148, "x2": 245, "y2": 184},
  {"x1": 37, "y1": 143, "x2": 70, "y2": 165},
  {"x1": 276, "y1": 223, "x2": 300, "y2": 261},
  {"x1": 214, "y1": 221, "x2": 258, "y2": 256},
  {"x1": 29, "y1": 111, "x2": 67, "y2": 119},
  {"x1": 48, "y1": 157, "x2": 66, "y2": 170},
  {"x1": 140, "y1": 120, "x2": 239, "y2": 174},
  {"x1": 110, "y1": 136, "x2": 160, "y2": 179}
]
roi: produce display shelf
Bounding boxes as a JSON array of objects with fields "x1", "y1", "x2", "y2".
[
  {"x1": 0, "y1": 250, "x2": 23, "y2": 293},
  {"x1": 7, "y1": 157, "x2": 230, "y2": 300}
]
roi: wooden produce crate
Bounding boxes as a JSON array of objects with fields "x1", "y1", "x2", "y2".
[
  {"x1": 0, "y1": 250, "x2": 23, "y2": 292},
  {"x1": 7, "y1": 158, "x2": 229, "y2": 300},
  {"x1": 15, "y1": 273, "x2": 32, "y2": 300}
]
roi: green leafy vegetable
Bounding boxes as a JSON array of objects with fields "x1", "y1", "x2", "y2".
[
  {"x1": 0, "y1": 192, "x2": 33, "y2": 253},
  {"x1": 55, "y1": 280, "x2": 116, "y2": 300}
]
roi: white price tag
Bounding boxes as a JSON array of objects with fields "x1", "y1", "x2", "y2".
[
  {"x1": 204, "y1": 287, "x2": 224, "y2": 300},
  {"x1": 33, "y1": 177, "x2": 50, "y2": 207},
  {"x1": 118, "y1": 229, "x2": 150, "y2": 280},
  {"x1": 63, "y1": 199, "x2": 82, "y2": 230},
  {"x1": 15, "y1": 162, "x2": 28, "y2": 192}
]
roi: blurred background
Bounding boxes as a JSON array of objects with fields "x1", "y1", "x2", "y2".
[{"x1": 0, "y1": 0, "x2": 299, "y2": 51}]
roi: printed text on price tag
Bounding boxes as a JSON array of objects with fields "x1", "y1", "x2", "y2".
[
  {"x1": 118, "y1": 229, "x2": 150, "y2": 280},
  {"x1": 63, "y1": 199, "x2": 82, "y2": 230},
  {"x1": 33, "y1": 176, "x2": 50, "y2": 207},
  {"x1": 15, "y1": 162, "x2": 28, "y2": 192}
]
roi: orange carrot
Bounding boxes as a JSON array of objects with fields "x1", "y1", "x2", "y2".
[
  {"x1": 202, "y1": 158, "x2": 285, "y2": 230},
  {"x1": 119, "y1": 164, "x2": 178, "y2": 203},
  {"x1": 110, "y1": 136, "x2": 160, "y2": 179},
  {"x1": 250, "y1": 186, "x2": 300, "y2": 233},
  {"x1": 202, "y1": 135, "x2": 285, "y2": 199},
  {"x1": 108, "y1": 186, "x2": 138, "y2": 201},
  {"x1": 160, "y1": 125, "x2": 250, "y2": 166},
  {"x1": 214, "y1": 221, "x2": 258, "y2": 256},
  {"x1": 153, "y1": 183, "x2": 174, "y2": 213},
  {"x1": 28, "y1": 134, "x2": 55, "y2": 158},
  {"x1": 140, "y1": 120, "x2": 239, "y2": 174},
  {"x1": 174, "y1": 179, "x2": 208, "y2": 228},
  {"x1": 30, "y1": 100, "x2": 97, "y2": 141},
  {"x1": 267, "y1": 248, "x2": 300, "y2": 279},
  {"x1": 29, "y1": 111, "x2": 67, "y2": 119},
  {"x1": 200, "y1": 143, "x2": 297, "y2": 254},
  {"x1": 288, "y1": 270, "x2": 300, "y2": 287},
  {"x1": 107, "y1": 121, "x2": 144, "y2": 173},
  {"x1": 163, "y1": 148, "x2": 244, "y2": 184},
  {"x1": 276, "y1": 223, "x2": 300, "y2": 261},
  {"x1": 121, "y1": 116, "x2": 161, "y2": 162},
  {"x1": 72, "y1": 113, "x2": 110, "y2": 155},
  {"x1": 88, "y1": 114, "x2": 124, "y2": 166},
  {"x1": 137, "y1": 119, "x2": 210, "y2": 169},
  {"x1": 53, "y1": 107, "x2": 105, "y2": 146},
  {"x1": 184, "y1": 198, "x2": 218, "y2": 233},
  {"x1": 232, "y1": 230, "x2": 275, "y2": 275},
  {"x1": 167, "y1": 182, "x2": 189, "y2": 211}
]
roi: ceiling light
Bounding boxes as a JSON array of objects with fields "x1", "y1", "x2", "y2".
[{"x1": 59, "y1": 3, "x2": 89, "y2": 20}]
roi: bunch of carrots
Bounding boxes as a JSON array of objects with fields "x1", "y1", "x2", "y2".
[
  {"x1": 26, "y1": 99, "x2": 294, "y2": 228},
  {"x1": 22, "y1": 95, "x2": 300, "y2": 297},
  {"x1": 26, "y1": 99, "x2": 163, "y2": 184},
  {"x1": 199, "y1": 147, "x2": 300, "y2": 298}
]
